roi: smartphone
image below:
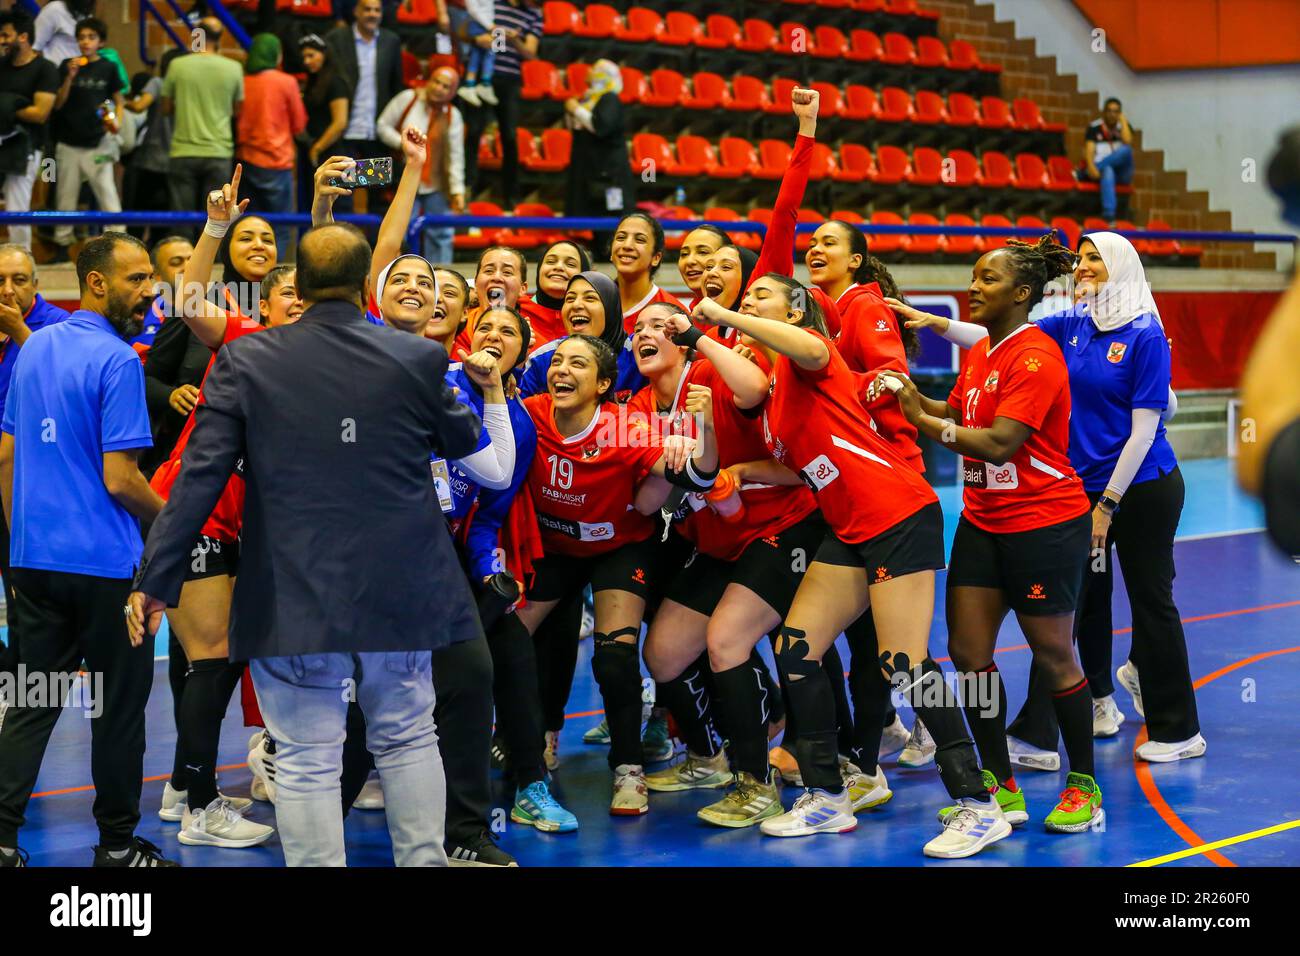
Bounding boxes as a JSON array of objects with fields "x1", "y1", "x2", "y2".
[{"x1": 330, "y1": 157, "x2": 394, "y2": 189}]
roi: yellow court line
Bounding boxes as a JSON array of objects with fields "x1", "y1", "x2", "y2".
[{"x1": 1128, "y1": 818, "x2": 1300, "y2": 867}]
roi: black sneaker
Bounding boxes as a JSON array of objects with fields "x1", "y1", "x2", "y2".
[
  {"x1": 490, "y1": 734, "x2": 511, "y2": 774},
  {"x1": 92, "y1": 837, "x2": 179, "y2": 867},
  {"x1": 446, "y1": 829, "x2": 518, "y2": 867},
  {"x1": 0, "y1": 847, "x2": 28, "y2": 867}
]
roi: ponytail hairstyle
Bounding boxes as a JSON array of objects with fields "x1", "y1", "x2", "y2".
[
  {"x1": 566, "y1": 333, "x2": 620, "y2": 404},
  {"x1": 761, "y1": 273, "x2": 829, "y2": 337},
  {"x1": 827, "y1": 218, "x2": 919, "y2": 358},
  {"x1": 1001, "y1": 234, "x2": 1078, "y2": 310},
  {"x1": 614, "y1": 211, "x2": 666, "y2": 277}
]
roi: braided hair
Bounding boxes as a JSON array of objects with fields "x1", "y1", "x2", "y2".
[{"x1": 1000, "y1": 234, "x2": 1077, "y2": 309}]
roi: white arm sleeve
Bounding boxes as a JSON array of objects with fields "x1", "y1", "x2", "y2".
[
  {"x1": 1163, "y1": 386, "x2": 1178, "y2": 423},
  {"x1": 936, "y1": 318, "x2": 990, "y2": 350},
  {"x1": 452, "y1": 403, "x2": 515, "y2": 490},
  {"x1": 1104, "y1": 407, "x2": 1161, "y2": 498}
]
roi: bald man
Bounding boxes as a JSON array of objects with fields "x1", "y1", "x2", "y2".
[{"x1": 132, "y1": 223, "x2": 483, "y2": 866}]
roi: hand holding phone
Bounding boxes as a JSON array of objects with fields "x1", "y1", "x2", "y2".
[{"x1": 329, "y1": 157, "x2": 394, "y2": 189}]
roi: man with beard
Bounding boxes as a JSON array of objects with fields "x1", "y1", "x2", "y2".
[
  {"x1": 0, "y1": 10, "x2": 60, "y2": 252},
  {"x1": 0, "y1": 232, "x2": 176, "y2": 868}
]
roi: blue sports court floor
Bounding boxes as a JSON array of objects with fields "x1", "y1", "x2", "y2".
[{"x1": 10, "y1": 459, "x2": 1299, "y2": 866}]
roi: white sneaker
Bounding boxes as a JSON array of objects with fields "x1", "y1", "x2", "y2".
[
  {"x1": 1136, "y1": 733, "x2": 1207, "y2": 763},
  {"x1": 178, "y1": 797, "x2": 274, "y2": 849},
  {"x1": 898, "y1": 718, "x2": 936, "y2": 768},
  {"x1": 544, "y1": 730, "x2": 560, "y2": 771},
  {"x1": 1006, "y1": 735, "x2": 1061, "y2": 772},
  {"x1": 1093, "y1": 695, "x2": 1125, "y2": 737},
  {"x1": 841, "y1": 760, "x2": 893, "y2": 813},
  {"x1": 610, "y1": 764, "x2": 649, "y2": 816},
  {"x1": 1116, "y1": 661, "x2": 1144, "y2": 718},
  {"x1": 879, "y1": 713, "x2": 909, "y2": 759},
  {"x1": 456, "y1": 85, "x2": 482, "y2": 107},
  {"x1": 760, "y1": 787, "x2": 857, "y2": 837},
  {"x1": 159, "y1": 781, "x2": 253, "y2": 822},
  {"x1": 923, "y1": 795, "x2": 1012, "y2": 859},
  {"x1": 353, "y1": 774, "x2": 385, "y2": 810},
  {"x1": 247, "y1": 731, "x2": 277, "y2": 804},
  {"x1": 476, "y1": 84, "x2": 499, "y2": 106}
]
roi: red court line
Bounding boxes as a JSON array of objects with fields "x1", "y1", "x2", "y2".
[
  {"x1": 1134, "y1": 645, "x2": 1300, "y2": 868},
  {"x1": 30, "y1": 763, "x2": 248, "y2": 800}
]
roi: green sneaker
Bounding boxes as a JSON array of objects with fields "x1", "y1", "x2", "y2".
[
  {"x1": 641, "y1": 714, "x2": 674, "y2": 763},
  {"x1": 697, "y1": 772, "x2": 783, "y2": 828},
  {"x1": 645, "y1": 750, "x2": 731, "y2": 792},
  {"x1": 938, "y1": 769, "x2": 1029, "y2": 826},
  {"x1": 1044, "y1": 772, "x2": 1104, "y2": 833},
  {"x1": 583, "y1": 719, "x2": 610, "y2": 745}
]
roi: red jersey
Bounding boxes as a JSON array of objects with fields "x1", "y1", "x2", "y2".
[
  {"x1": 524, "y1": 394, "x2": 664, "y2": 557},
  {"x1": 150, "y1": 310, "x2": 263, "y2": 541},
  {"x1": 761, "y1": 331, "x2": 937, "y2": 544},
  {"x1": 627, "y1": 357, "x2": 816, "y2": 562},
  {"x1": 947, "y1": 324, "x2": 1089, "y2": 534},
  {"x1": 834, "y1": 283, "x2": 923, "y2": 473},
  {"x1": 622, "y1": 285, "x2": 685, "y2": 334},
  {"x1": 519, "y1": 297, "x2": 566, "y2": 352}
]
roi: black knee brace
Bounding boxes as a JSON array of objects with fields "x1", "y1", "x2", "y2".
[
  {"x1": 591, "y1": 629, "x2": 641, "y2": 694},
  {"x1": 774, "y1": 625, "x2": 820, "y2": 682}
]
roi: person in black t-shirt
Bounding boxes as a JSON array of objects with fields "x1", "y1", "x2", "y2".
[
  {"x1": 50, "y1": 16, "x2": 123, "y2": 253},
  {"x1": 0, "y1": 10, "x2": 60, "y2": 251},
  {"x1": 1081, "y1": 97, "x2": 1134, "y2": 223},
  {"x1": 295, "y1": 34, "x2": 349, "y2": 211}
]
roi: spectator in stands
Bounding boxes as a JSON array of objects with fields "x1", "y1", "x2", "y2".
[
  {"x1": 237, "y1": 34, "x2": 307, "y2": 257},
  {"x1": 461, "y1": 0, "x2": 541, "y2": 210},
  {"x1": 33, "y1": 0, "x2": 92, "y2": 67},
  {"x1": 296, "y1": 34, "x2": 349, "y2": 175},
  {"x1": 49, "y1": 16, "x2": 123, "y2": 256},
  {"x1": 376, "y1": 66, "x2": 464, "y2": 263},
  {"x1": 452, "y1": 0, "x2": 499, "y2": 108},
  {"x1": 564, "y1": 59, "x2": 633, "y2": 230},
  {"x1": 122, "y1": 49, "x2": 185, "y2": 242},
  {"x1": 162, "y1": 17, "x2": 244, "y2": 228},
  {"x1": 0, "y1": 9, "x2": 59, "y2": 252},
  {"x1": 1081, "y1": 97, "x2": 1134, "y2": 224},
  {"x1": 325, "y1": 0, "x2": 404, "y2": 212}
]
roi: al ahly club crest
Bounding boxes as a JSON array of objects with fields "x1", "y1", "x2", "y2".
[
  {"x1": 1107, "y1": 342, "x2": 1128, "y2": 364},
  {"x1": 983, "y1": 370, "x2": 1000, "y2": 392}
]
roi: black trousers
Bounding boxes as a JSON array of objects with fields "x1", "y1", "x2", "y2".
[
  {"x1": 340, "y1": 633, "x2": 495, "y2": 845},
  {"x1": 1008, "y1": 467, "x2": 1200, "y2": 747},
  {"x1": 0, "y1": 568, "x2": 153, "y2": 849},
  {"x1": 167, "y1": 156, "x2": 234, "y2": 234},
  {"x1": 463, "y1": 73, "x2": 524, "y2": 209},
  {"x1": 0, "y1": 509, "x2": 15, "y2": 678}
]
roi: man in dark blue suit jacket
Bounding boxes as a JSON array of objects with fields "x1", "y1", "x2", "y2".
[{"x1": 128, "y1": 224, "x2": 482, "y2": 867}]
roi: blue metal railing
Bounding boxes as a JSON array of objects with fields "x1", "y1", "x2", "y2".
[{"x1": 17, "y1": 0, "x2": 40, "y2": 15}]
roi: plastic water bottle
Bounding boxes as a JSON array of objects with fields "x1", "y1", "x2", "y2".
[{"x1": 674, "y1": 185, "x2": 687, "y2": 208}]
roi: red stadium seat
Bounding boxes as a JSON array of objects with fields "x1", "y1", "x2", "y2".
[
  {"x1": 830, "y1": 209, "x2": 866, "y2": 225},
  {"x1": 916, "y1": 36, "x2": 949, "y2": 69},
  {"x1": 572, "y1": 4, "x2": 618, "y2": 39},
  {"x1": 912, "y1": 90, "x2": 949, "y2": 126},
  {"x1": 632, "y1": 133, "x2": 675, "y2": 176},
  {"x1": 1144, "y1": 219, "x2": 1180, "y2": 258},
  {"x1": 947, "y1": 149, "x2": 979, "y2": 187},
  {"x1": 676, "y1": 135, "x2": 719, "y2": 175},
  {"x1": 1051, "y1": 216, "x2": 1083, "y2": 251},
  {"x1": 835, "y1": 144, "x2": 876, "y2": 181},
  {"x1": 757, "y1": 139, "x2": 793, "y2": 179},
  {"x1": 907, "y1": 147, "x2": 944, "y2": 185},
  {"x1": 531, "y1": 128, "x2": 571, "y2": 172},
  {"x1": 1016, "y1": 214, "x2": 1050, "y2": 238},
  {"x1": 620, "y1": 66, "x2": 646, "y2": 104},
  {"x1": 699, "y1": 14, "x2": 740, "y2": 49},
  {"x1": 950, "y1": 39, "x2": 1002, "y2": 74},
  {"x1": 542, "y1": 1, "x2": 579, "y2": 35},
  {"x1": 1012, "y1": 98, "x2": 1067, "y2": 133},
  {"x1": 395, "y1": 0, "x2": 439, "y2": 25},
  {"x1": 847, "y1": 29, "x2": 883, "y2": 63},
  {"x1": 810, "y1": 82, "x2": 844, "y2": 118},
  {"x1": 942, "y1": 214, "x2": 979, "y2": 256},
  {"x1": 683, "y1": 73, "x2": 730, "y2": 110},
  {"x1": 870, "y1": 211, "x2": 906, "y2": 255},
  {"x1": 738, "y1": 19, "x2": 778, "y2": 52},
  {"x1": 878, "y1": 87, "x2": 915, "y2": 124},
  {"x1": 728, "y1": 75, "x2": 771, "y2": 112},
  {"x1": 1013, "y1": 153, "x2": 1049, "y2": 190},
  {"x1": 978, "y1": 97, "x2": 1014, "y2": 130},
  {"x1": 1046, "y1": 155, "x2": 1080, "y2": 191},
  {"x1": 279, "y1": 0, "x2": 334, "y2": 16},
  {"x1": 520, "y1": 59, "x2": 559, "y2": 100},
  {"x1": 765, "y1": 78, "x2": 798, "y2": 115},
  {"x1": 888, "y1": 0, "x2": 940, "y2": 18},
  {"x1": 661, "y1": 205, "x2": 697, "y2": 250},
  {"x1": 874, "y1": 146, "x2": 911, "y2": 185},
  {"x1": 979, "y1": 214, "x2": 1015, "y2": 252},
  {"x1": 553, "y1": 61, "x2": 588, "y2": 100},
  {"x1": 809, "y1": 143, "x2": 841, "y2": 181},
  {"x1": 643, "y1": 69, "x2": 687, "y2": 108},
  {"x1": 703, "y1": 207, "x2": 761, "y2": 249},
  {"x1": 717, "y1": 137, "x2": 760, "y2": 178},
  {"x1": 615, "y1": 7, "x2": 663, "y2": 43},
  {"x1": 904, "y1": 213, "x2": 943, "y2": 256},
  {"x1": 947, "y1": 93, "x2": 981, "y2": 127},
  {"x1": 978, "y1": 150, "x2": 1015, "y2": 188},
  {"x1": 881, "y1": 33, "x2": 917, "y2": 66},
  {"x1": 816, "y1": 0, "x2": 854, "y2": 8},
  {"x1": 476, "y1": 134, "x2": 502, "y2": 172},
  {"x1": 662, "y1": 11, "x2": 701, "y2": 46},
  {"x1": 795, "y1": 208, "x2": 825, "y2": 252},
  {"x1": 515, "y1": 129, "x2": 541, "y2": 169},
  {"x1": 779, "y1": 22, "x2": 814, "y2": 55},
  {"x1": 499, "y1": 202, "x2": 561, "y2": 249},
  {"x1": 843, "y1": 84, "x2": 880, "y2": 121},
  {"x1": 1114, "y1": 220, "x2": 1151, "y2": 255},
  {"x1": 454, "y1": 201, "x2": 505, "y2": 250},
  {"x1": 813, "y1": 26, "x2": 849, "y2": 60}
]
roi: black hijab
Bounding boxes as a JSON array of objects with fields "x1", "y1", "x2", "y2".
[
  {"x1": 534, "y1": 241, "x2": 592, "y2": 311},
  {"x1": 568, "y1": 270, "x2": 625, "y2": 354},
  {"x1": 719, "y1": 246, "x2": 759, "y2": 310},
  {"x1": 213, "y1": 215, "x2": 275, "y2": 317}
]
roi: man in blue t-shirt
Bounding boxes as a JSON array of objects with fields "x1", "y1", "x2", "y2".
[{"x1": 0, "y1": 232, "x2": 174, "y2": 869}]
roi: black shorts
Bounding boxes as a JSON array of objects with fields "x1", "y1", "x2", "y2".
[
  {"x1": 665, "y1": 513, "x2": 828, "y2": 618},
  {"x1": 947, "y1": 512, "x2": 1090, "y2": 616},
  {"x1": 814, "y1": 501, "x2": 946, "y2": 582},
  {"x1": 528, "y1": 536, "x2": 666, "y2": 604},
  {"x1": 183, "y1": 535, "x2": 239, "y2": 582}
]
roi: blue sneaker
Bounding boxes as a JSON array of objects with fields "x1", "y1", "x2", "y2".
[
  {"x1": 642, "y1": 714, "x2": 675, "y2": 763},
  {"x1": 510, "y1": 781, "x2": 579, "y2": 833}
]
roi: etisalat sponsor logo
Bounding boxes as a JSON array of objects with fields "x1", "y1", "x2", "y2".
[
  {"x1": 0, "y1": 665, "x2": 103, "y2": 719},
  {"x1": 50, "y1": 887, "x2": 152, "y2": 936}
]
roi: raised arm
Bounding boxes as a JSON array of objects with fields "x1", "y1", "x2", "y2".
[
  {"x1": 310, "y1": 155, "x2": 355, "y2": 226},
  {"x1": 369, "y1": 127, "x2": 429, "y2": 294},
  {"x1": 692, "y1": 297, "x2": 829, "y2": 372},
  {"x1": 181, "y1": 165, "x2": 251, "y2": 349},
  {"x1": 753, "y1": 87, "x2": 818, "y2": 279},
  {"x1": 666, "y1": 313, "x2": 769, "y2": 407}
]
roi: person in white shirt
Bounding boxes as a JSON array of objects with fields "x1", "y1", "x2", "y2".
[
  {"x1": 376, "y1": 67, "x2": 465, "y2": 264},
  {"x1": 33, "y1": 0, "x2": 90, "y2": 67}
]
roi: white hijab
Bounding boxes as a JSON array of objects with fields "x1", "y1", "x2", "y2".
[
  {"x1": 1078, "y1": 231, "x2": 1163, "y2": 332},
  {"x1": 376, "y1": 254, "x2": 439, "y2": 325}
]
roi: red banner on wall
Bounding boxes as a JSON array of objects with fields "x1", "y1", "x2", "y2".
[{"x1": 1154, "y1": 291, "x2": 1281, "y2": 390}]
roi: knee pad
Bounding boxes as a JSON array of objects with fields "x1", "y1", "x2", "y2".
[
  {"x1": 591, "y1": 632, "x2": 640, "y2": 695},
  {"x1": 774, "y1": 625, "x2": 820, "y2": 682}
]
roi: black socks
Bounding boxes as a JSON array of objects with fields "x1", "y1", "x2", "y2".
[
  {"x1": 961, "y1": 662, "x2": 1013, "y2": 784},
  {"x1": 485, "y1": 612, "x2": 546, "y2": 787},
  {"x1": 654, "y1": 656, "x2": 721, "y2": 758},
  {"x1": 591, "y1": 635, "x2": 643, "y2": 769},
  {"x1": 176, "y1": 658, "x2": 244, "y2": 809},
  {"x1": 1052, "y1": 677, "x2": 1095, "y2": 777},
  {"x1": 712, "y1": 658, "x2": 773, "y2": 780}
]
